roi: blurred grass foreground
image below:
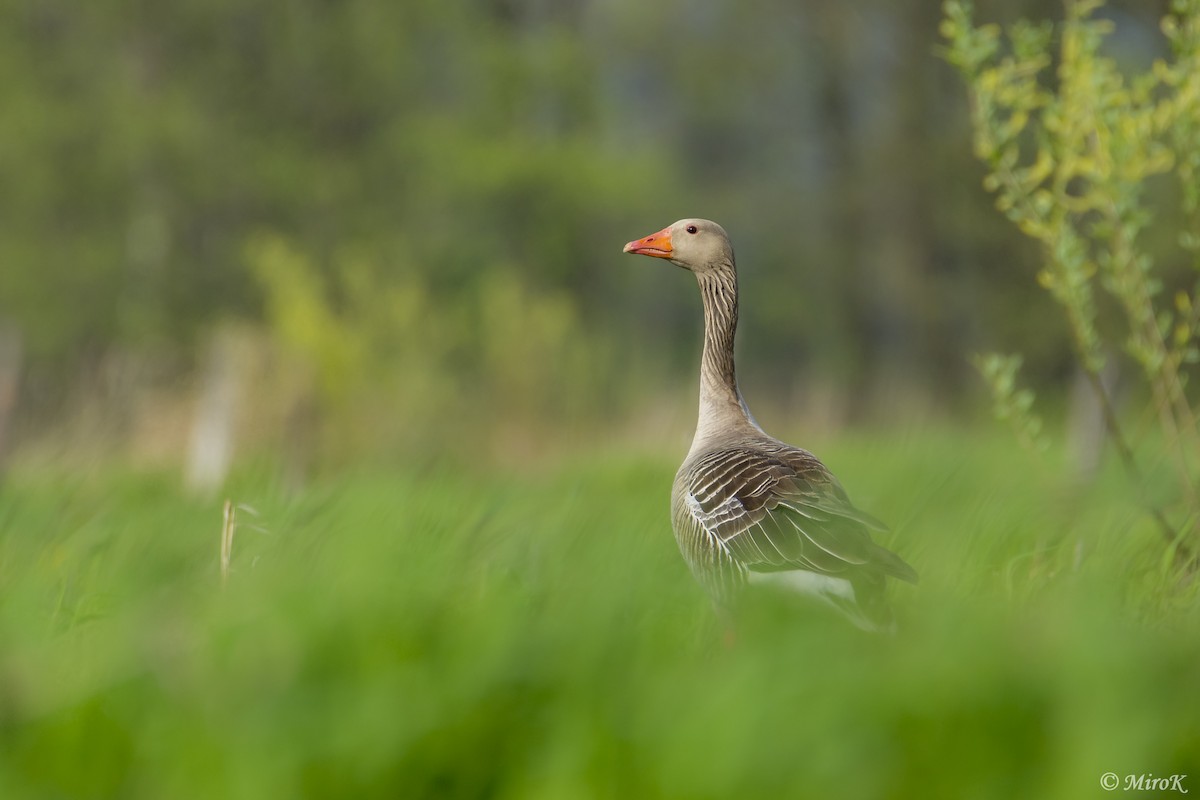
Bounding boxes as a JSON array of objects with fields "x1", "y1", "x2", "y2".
[
  {"x1": 2, "y1": 432, "x2": 1199, "y2": 798},
  {"x1": 2, "y1": 0, "x2": 1200, "y2": 797}
]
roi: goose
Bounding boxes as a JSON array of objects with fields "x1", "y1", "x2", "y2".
[{"x1": 623, "y1": 219, "x2": 917, "y2": 631}]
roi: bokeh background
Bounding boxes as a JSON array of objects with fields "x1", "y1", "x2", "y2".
[
  {"x1": 2, "y1": 1, "x2": 1198, "y2": 798},
  {"x1": 4, "y1": 0, "x2": 1174, "y2": 478}
]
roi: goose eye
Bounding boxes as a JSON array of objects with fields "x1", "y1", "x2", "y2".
[{"x1": 686, "y1": 225, "x2": 698, "y2": 234}]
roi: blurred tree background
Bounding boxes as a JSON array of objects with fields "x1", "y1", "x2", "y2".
[{"x1": 0, "y1": 0, "x2": 1184, "y2": 477}]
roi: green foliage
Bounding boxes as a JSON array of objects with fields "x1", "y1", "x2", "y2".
[
  {"x1": 1, "y1": 432, "x2": 1197, "y2": 797},
  {"x1": 944, "y1": 0, "x2": 1200, "y2": 557},
  {"x1": 0, "y1": 0, "x2": 1071, "y2": 437},
  {"x1": 972, "y1": 353, "x2": 1046, "y2": 452},
  {"x1": 0, "y1": 1, "x2": 663, "y2": 363},
  {"x1": 245, "y1": 232, "x2": 623, "y2": 461}
]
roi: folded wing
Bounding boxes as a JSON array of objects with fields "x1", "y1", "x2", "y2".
[{"x1": 682, "y1": 445, "x2": 918, "y2": 584}]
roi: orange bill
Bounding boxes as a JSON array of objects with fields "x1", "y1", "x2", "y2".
[{"x1": 623, "y1": 226, "x2": 674, "y2": 258}]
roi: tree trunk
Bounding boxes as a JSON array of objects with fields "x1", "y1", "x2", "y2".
[{"x1": 185, "y1": 328, "x2": 244, "y2": 495}]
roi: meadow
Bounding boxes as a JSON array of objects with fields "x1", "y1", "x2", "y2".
[
  {"x1": 1, "y1": 425, "x2": 1197, "y2": 799},
  {"x1": 3, "y1": 0, "x2": 1199, "y2": 796}
]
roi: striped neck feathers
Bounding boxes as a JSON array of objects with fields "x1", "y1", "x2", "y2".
[{"x1": 692, "y1": 263, "x2": 758, "y2": 447}]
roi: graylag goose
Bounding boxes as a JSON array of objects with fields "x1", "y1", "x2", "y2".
[{"x1": 623, "y1": 219, "x2": 917, "y2": 631}]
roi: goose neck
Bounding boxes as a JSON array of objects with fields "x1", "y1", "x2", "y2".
[{"x1": 693, "y1": 266, "x2": 756, "y2": 445}]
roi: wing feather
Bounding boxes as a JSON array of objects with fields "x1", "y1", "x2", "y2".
[{"x1": 681, "y1": 444, "x2": 917, "y2": 584}]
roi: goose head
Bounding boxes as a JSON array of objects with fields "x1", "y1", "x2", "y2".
[{"x1": 623, "y1": 218, "x2": 734, "y2": 273}]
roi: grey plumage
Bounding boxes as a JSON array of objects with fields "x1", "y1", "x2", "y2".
[{"x1": 624, "y1": 218, "x2": 917, "y2": 631}]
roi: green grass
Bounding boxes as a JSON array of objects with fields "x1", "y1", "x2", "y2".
[{"x1": 1, "y1": 427, "x2": 1198, "y2": 799}]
